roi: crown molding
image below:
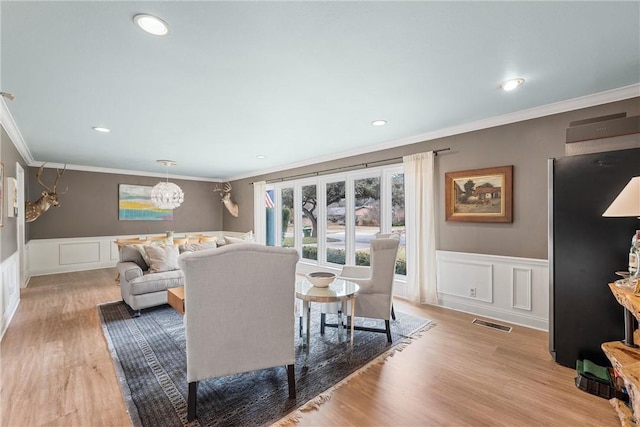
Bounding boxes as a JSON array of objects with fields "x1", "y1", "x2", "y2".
[
  {"x1": 24, "y1": 162, "x2": 223, "y2": 182},
  {"x1": 3, "y1": 84, "x2": 639, "y2": 182},
  {"x1": 226, "y1": 83, "x2": 640, "y2": 182},
  {"x1": 0, "y1": 97, "x2": 35, "y2": 164}
]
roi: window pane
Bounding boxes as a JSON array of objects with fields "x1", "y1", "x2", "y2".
[
  {"x1": 301, "y1": 185, "x2": 317, "y2": 260},
  {"x1": 326, "y1": 181, "x2": 346, "y2": 265},
  {"x1": 266, "y1": 190, "x2": 275, "y2": 246},
  {"x1": 354, "y1": 177, "x2": 380, "y2": 266},
  {"x1": 392, "y1": 173, "x2": 406, "y2": 275},
  {"x1": 281, "y1": 188, "x2": 294, "y2": 248}
]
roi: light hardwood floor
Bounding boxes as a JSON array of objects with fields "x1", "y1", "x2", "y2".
[{"x1": 1, "y1": 268, "x2": 618, "y2": 426}]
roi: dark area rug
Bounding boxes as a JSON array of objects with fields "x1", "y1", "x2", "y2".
[{"x1": 99, "y1": 301, "x2": 433, "y2": 427}]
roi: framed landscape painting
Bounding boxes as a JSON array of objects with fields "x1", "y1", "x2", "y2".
[
  {"x1": 445, "y1": 165, "x2": 513, "y2": 223},
  {"x1": 118, "y1": 184, "x2": 173, "y2": 221}
]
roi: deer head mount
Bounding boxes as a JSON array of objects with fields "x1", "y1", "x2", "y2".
[
  {"x1": 213, "y1": 182, "x2": 239, "y2": 217},
  {"x1": 25, "y1": 163, "x2": 67, "y2": 223}
]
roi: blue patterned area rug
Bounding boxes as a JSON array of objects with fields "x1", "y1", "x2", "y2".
[{"x1": 98, "y1": 301, "x2": 433, "y2": 427}]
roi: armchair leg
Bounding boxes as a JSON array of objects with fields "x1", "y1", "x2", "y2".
[
  {"x1": 287, "y1": 364, "x2": 296, "y2": 399},
  {"x1": 385, "y1": 320, "x2": 392, "y2": 343},
  {"x1": 133, "y1": 310, "x2": 141, "y2": 318},
  {"x1": 187, "y1": 381, "x2": 198, "y2": 421},
  {"x1": 391, "y1": 304, "x2": 396, "y2": 321},
  {"x1": 320, "y1": 313, "x2": 326, "y2": 335}
]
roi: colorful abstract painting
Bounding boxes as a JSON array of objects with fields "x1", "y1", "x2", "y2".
[{"x1": 118, "y1": 184, "x2": 173, "y2": 221}]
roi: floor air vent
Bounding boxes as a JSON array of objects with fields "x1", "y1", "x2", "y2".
[{"x1": 472, "y1": 318, "x2": 512, "y2": 333}]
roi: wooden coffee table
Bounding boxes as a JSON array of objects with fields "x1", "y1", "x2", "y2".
[{"x1": 167, "y1": 286, "x2": 185, "y2": 315}]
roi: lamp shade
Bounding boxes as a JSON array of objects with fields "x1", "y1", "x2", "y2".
[
  {"x1": 151, "y1": 181, "x2": 184, "y2": 209},
  {"x1": 602, "y1": 177, "x2": 640, "y2": 217}
]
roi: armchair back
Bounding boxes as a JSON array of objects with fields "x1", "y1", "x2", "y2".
[{"x1": 178, "y1": 243, "x2": 299, "y2": 382}]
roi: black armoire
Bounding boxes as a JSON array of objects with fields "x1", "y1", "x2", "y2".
[{"x1": 549, "y1": 147, "x2": 640, "y2": 367}]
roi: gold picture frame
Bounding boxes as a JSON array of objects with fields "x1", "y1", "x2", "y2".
[{"x1": 445, "y1": 165, "x2": 513, "y2": 223}]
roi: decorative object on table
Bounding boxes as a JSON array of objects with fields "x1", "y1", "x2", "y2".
[
  {"x1": 118, "y1": 184, "x2": 173, "y2": 221},
  {"x1": 444, "y1": 165, "x2": 513, "y2": 223},
  {"x1": 603, "y1": 175, "x2": 640, "y2": 348},
  {"x1": 25, "y1": 162, "x2": 67, "y2": 223},
  {"x1": 6, "y1": 176, "x2": 17, "y2": 217},
  {"x1": 306, "y1": 271, "x2": 336, "y2": 287},
  {"x1": 603, "y1": 176, "x2": 640, "y2": 288},
  {"x1": 213, "y1": 181, "x2": 239, "y2": 217},
  {"x1": 151, "y1": 160, "x2": 184, "y2": 209},
  {"x1": 98, "y1": 300, "x2": 432, "y2": 427}
]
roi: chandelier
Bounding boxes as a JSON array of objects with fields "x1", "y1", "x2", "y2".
[{"x1": 151, "y1": 160, "x2": 184, "y2": 209}]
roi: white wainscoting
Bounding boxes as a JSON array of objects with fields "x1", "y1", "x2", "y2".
[
  {"x1": 436, "y1": 250, "x2": 549, "y2": 331},
  {"x1": 1, "y1": 251, "x2": 21, "y2": 340},
  {"x1": 26, "y1": 231, "x2": 245, "y2": 277}
]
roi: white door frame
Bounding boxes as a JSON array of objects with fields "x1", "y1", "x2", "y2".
[{"x1": 16, "y1": 163, "x2": 26, "y2": 287}]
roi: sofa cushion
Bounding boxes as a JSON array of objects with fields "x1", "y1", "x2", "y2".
[
  {"x1": 144, "y1": 244, "x2": 180, "y2": 273},
  {"x1": 129, "y1": 270, "x2": 185, "y2": 295},
  {"x1": 120, "y1": 245, "x2": 149, "y2": 270}
]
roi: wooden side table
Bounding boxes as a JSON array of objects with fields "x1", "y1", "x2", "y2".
[
  {"x1": 167, "y1": 286, "x2": 185, "y2": 315},
  {"x1": 603, "y1": 283, "x2": 640, "y2": 426}
]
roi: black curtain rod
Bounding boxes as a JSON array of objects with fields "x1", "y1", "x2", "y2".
[{"x1": 250, "y1": 148, "x2": 450, "y2": 185}]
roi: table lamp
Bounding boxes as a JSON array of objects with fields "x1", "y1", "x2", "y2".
[
  {"x1": 602, "y1": 176, "x2": 640, "y2": 347},
  {"x1": 603, "y1": 177, "x2": 640, "y2": 218}
]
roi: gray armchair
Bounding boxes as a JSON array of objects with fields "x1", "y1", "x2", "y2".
[
  {"x1": 117, "y1": 245, "x2": 184, "y2": 315},
  {"x1": 178, "y1": 243, "x2": 299, "y2": 422}
]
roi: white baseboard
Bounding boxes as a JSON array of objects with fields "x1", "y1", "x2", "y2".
[{"x1": 436, "y1": 250, "x2": 548, "y2": 331}]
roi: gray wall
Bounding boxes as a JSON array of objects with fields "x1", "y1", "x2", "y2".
[
  {"x1": 27, "y1": 170, "x2": 223, "y2": 239},
  {"x1": 0, "y1": 127, "x2": 27, "y2": 262},
  {"x1": 225, "y1": 97, "x2": 640, "y2": 260}
]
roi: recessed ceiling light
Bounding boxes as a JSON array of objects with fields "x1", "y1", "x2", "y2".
[
  {"x1": 256, "y1": 155, "x2": 266, "y2": 159},
  {"x1": 371, "y1": 120, "x2": 387, "y2": 127},
  {"x1": 500, "y1": 78, "x2": 525, "y2": 91},
  {"x1": 92, "y1": 127, "x2": 111, "y2": 133},
  {"x1": 134, "y1": 14, "x2": 169, "y2": 36}
]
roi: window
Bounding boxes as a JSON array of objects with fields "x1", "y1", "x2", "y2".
[
  {"x1": 281, "y1": 187, "x2": 294, "y2": 248},
  {"x1": 266, "y1": 189, "x2": 275, "y2": 246},
  {"x1": 265, "y1": 165, "x2": 405, "y2": 276},
  {"x1": 326, "y1": 181, "x2": 346, "y2": 265},
  {"x1": 301, "y1": 184, "x2": 317, "y2": 260},
  {"x1": 354, "y1": 176, "x2": 380, "y2": 266},
  {"x1": 391, "y1": 173, "x2": 406, "y2": 275}
]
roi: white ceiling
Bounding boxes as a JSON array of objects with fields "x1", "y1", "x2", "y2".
[{"x1": 1, "y1": 1, "x2": 639, "y2": 181}]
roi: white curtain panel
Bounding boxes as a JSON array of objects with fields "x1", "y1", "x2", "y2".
[
  {"x1": 253, "y1": 181, "x2": 267, "y2": 245},
  {"x1": 403, "y1": 152, "x2": 438, "y2": 304}
]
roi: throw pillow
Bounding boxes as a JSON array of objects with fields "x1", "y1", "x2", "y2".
[
  {"x1": 224, "y1": 236, "x2": 259, "y2": 245},
  {"x1": 135, "y1": 239, "x2": 167, "y2": 267},
  {"x1": 178, "y1": 242, "x2": 218, "y2": 253},
  {"x1": 224, "y1": 231, "x2": 255, "y2": 245},
  {"x1": 144, "y1": 244, "x2": 180, "y2": 273},
  {"x1": 198, "y1": 236, "x2": 218, "y2": 243}
]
